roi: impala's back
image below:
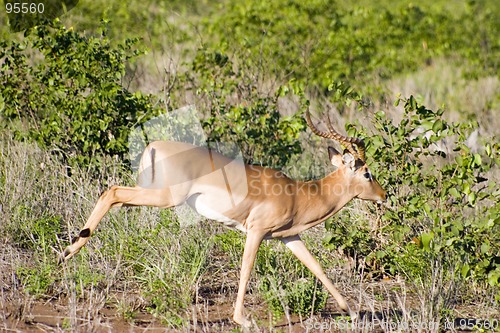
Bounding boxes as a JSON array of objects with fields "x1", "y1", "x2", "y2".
[{"x1": 137, "y1": 141, "x2": 251, "y2": 228}]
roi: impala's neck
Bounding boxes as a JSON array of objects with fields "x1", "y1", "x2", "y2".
[{"x1": 295, "y1": 169, "x2": 356, "y2": 227}]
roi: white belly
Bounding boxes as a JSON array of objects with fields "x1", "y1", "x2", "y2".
[{"x1": 187, "y1": 194, "x2": 246, "y2": 232}]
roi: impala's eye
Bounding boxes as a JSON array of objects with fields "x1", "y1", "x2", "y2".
[{"x1": 364, "y1": 172, "x2": 372, "y2": 180}]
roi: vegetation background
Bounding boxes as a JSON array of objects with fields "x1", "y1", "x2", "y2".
[{"x1": 0, "y1": 0, "x2": 499, "y2": 331}]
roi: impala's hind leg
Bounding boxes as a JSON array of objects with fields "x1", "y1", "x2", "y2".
[{"x1": 60, "y1": 185, "x2": 174, "y2": 262}]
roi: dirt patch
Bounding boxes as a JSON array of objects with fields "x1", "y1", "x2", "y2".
[
  {"x1": 1, "y1": 243, "x2": 498, "y2": 332},
  {"x1": 1, "y1": 294, "x2": 303, "y2": 332},
  {"x1": 3, "y1": 299, "x2": 177, "y2": 332},
  {"x1": 2, "y1": 284, "x2": 499, "y2": 332}
]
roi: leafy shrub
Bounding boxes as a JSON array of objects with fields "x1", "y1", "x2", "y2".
[
  {"x1": 326, "y1": 94, "x2": 499, "y2": 298},
  {"x1": 188, "y1": 49, "x2": 307, "y2": 168},
  {"x1": 202, "y1": 97, "x2": 306, "y2": 168},
  {"x1": 202, "y1": 0, "x2": 499, "y2": 91},
  {"x1": 0, "y1": 19, "x2": 157, "y2": 167},
  {"x1": 373, "y1": 96, "x2": 498, "y2": 286}
]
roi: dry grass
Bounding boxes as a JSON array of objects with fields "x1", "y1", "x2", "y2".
[
  {"x1": 388, "y1": 59, "x2": 500, "y2": 137},
  {"x1": 1, "y1": 58, "x2": 499, "y2": 332},
  {"x1": 0, "y1": 137, "x2": 219, "y2": 331},
  {"x1": 1, "y1": 136, "x2": 498, "y2": 332}
]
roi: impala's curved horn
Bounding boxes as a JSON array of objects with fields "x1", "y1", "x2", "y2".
[{"x1": 305, "y1": 107, "x2": 366, "y2": 161}]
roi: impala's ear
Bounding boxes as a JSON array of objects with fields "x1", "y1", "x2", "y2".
[
  {"x1": 342, "y1": 152, "x2": 356, "y2": 170},
  {"x1": 328, "y1": 147, "x2": 343, "y2": 167}
]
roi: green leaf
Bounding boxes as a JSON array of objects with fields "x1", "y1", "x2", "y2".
[
  {"x1": 480, "y1": 242, "x2": 490, "y2": 254},
  {"x1": 473, "y1": 153, "x2": 482, "y2": 166},
  {"x1": 461, "y1": 263, "x2": 470, "y2": 278},
  {"x1": 463, "y1": 183, "x2": 471, "y2": 195},
  {"x1": 421, "y1": 120, "x2": 433, "y2": 131},
  {"x1": 468, "y1": 192, "x2": 477, "y2": 206},
  {"x1": 485, "y1": 144, "x2": 492, "y2": 157},
  {"x1": 410, "y1": 96, "x2": 417, "y2": 110},
  {"x1": 448, "y1": 187, "x2": 460, "y2": 199},
  {"x1": 432, "y1": 119, "x2": 444, "y2": 132},
  {"x1": 487, "y1": 270, "x2": 500, "y2": 286},
  {"x1": 421, "y1": 232, "x2": 434, "y2": 251}
]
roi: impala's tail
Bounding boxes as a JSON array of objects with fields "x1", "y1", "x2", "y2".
[
  {"x1": 137, "y1": 145, "x2": 157, "y2": 188},
  {"x1": 150, "y1": 147, "x2": 156, "y2": 183}
]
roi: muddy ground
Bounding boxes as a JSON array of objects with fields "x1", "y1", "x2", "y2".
[
  {"x1": 1, "y1": 289, "x2": 340, "y2": 332},
  {"x1": 1, "y1": 247, "x2": 498, "y2": 332},
  {"x1": 3, "y1": 284, "x2": 498, "y2": 333}
]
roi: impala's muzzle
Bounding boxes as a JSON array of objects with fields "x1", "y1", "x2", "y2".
[{"x1": 376, "y1": 190, "x2": 387, "y2": 204}]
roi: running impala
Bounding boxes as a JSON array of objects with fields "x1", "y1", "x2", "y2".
[{"x1": 61, "y1": 108, "x2": 386, "y2": 328}]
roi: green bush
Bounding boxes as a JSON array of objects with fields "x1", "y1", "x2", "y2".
[
  {"x1": 375, "y1": 96, "x2": 498, "y2": 286},
  {"x1": 202, "y1": 0, "x2": 499, "y2": 92},
  {"x1": 187, "y1": 49, "x2": 307, "y2": 168},
  {"x1": 0, "y1": 20, "x2": 157, "y2": 167},
  {"x1": 326, "y1": 94, "x2": 499, "y2": 294}
]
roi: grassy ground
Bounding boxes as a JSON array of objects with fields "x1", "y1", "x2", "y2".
[
  {"x1": 1, "y1": 90, "x2": 499, "y2": 332},
  {"x1": 1, "y1": 1, "x2": 499, "y2": 331}
]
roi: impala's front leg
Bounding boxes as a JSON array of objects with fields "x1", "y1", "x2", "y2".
[
  {"x1": 233, "y1": 230, "x2": 266, "y2": 328},
  {"x1": 281, "y1": 235, "x2": 353, "y2": 315}
]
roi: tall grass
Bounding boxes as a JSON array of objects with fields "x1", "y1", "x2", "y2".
[
  {"x1": 0, "y1": 133, "x2": 340, "y2": 331},
  {"x1": 0, "y1": 134, "x2": 218, "y2": 329},
  {"x1": 388, "y1": 59, "x2": 500, "y2": 136},
  {"x1": 1, "y1": 79, "x2": 499, "y2": 331}
]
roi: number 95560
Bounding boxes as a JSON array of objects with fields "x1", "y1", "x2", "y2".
[{"x1": 6, "y1": 2, "x2": 45, "y2": 14}]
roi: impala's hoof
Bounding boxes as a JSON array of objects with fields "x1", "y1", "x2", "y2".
[
  {"x1": 58, "y1": 246, "x2": 77, "y2": 264},
  {"x1": 344, "y1": 305, "x2": 358, "y2": 321},
  {"x1": 233, "y1": 314, "x2": 253, "y2": 330},
  {"x1": 58, "y1": 229, "x2": 90, "y2": 264},
  {"x1": 58, "y1": 248, "x2": 70, "y2": 264}
]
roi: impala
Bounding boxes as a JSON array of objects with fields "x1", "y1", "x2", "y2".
[{"x1": 60, "y1": 109, "x2": 386, "y2": 328}]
